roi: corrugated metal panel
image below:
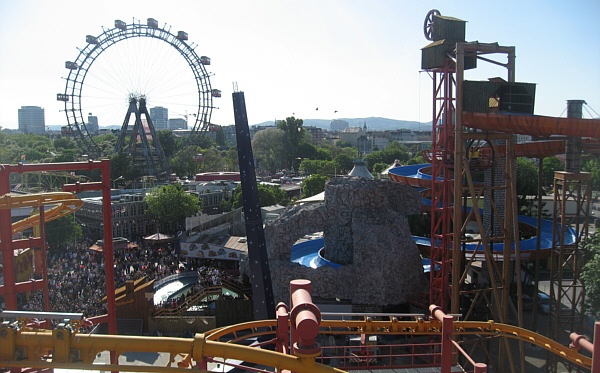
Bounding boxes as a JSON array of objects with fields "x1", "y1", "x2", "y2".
[
  {"x1": 421, "y1": 40, "x2": 450, "y2": 70},
  {"x1": 463, "y1": 81, "x2": 536, "y2": 115},
  {"x1": 422, "y1": 40, "x2": 476, "y2": 70},
  {"x1": 432, "y1": 14, "x2": 466, "y2": 43}
]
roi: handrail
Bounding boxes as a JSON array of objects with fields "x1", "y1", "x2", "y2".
[
  {"x1": 153, "y1": 271, "x2": 198, "y2": 289},
  {"x1": 0, "y1": 317, "x2": 593, "y2": 371},
  {"x1": 220, "y1": 278, "x2": 251, "y2": 297},
  {"x1": 154, "y1": 285, "x2": 222, "y2": 316},
  {"x1": 205, "y1": 318, "x2": 593, "y2": 369},
  {"x1": 153, "y1": 278, "x2": 250, "y2": 316}
]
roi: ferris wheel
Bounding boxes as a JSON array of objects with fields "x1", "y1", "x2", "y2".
[{"x1": 57, "y1": 17, "x2": 220, "y2": 174}]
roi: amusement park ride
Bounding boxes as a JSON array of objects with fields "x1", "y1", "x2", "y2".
[
  {"x1": 57, "y1": 17, "x2": 221, "y2": 180},
  {"x1": 1, "y1": 10, "x2": 600, "y2": 373}
]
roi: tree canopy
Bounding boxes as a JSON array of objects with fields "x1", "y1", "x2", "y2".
[
  {"x1": 582, "y1": 158, "x2": 600, "y2": 190},
  {"x1": 231, "y1": 183, "x2": 289, "y2": 209},
  {"x1": 541, "y1": 156, "x2": 564, "y2": 187},
  {"x1": 144, "y1": 183, "x2": 200, "y2": 231},
  {"x1": 276, "y1": 117, "x2": 305, "y2": 169},
  {"x1": 366, "y1": 141, "x2": 410, "y2": 170},
  {"x1": 301, "y1": 174, "x2": 328, "y2": 198},
  {"x1": 582, "y1": 231, "x2": 600, "y2": 318},
  {"x1": 252, "y1": 128, "x2": 286, "y2": 174},
  {"x1": 516, "y1": 158, "x2": 538, "y2": 196}
]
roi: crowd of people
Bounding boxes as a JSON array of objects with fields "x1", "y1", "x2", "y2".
[{"x1": 14, "y1": 239, "x2": 244, "y2": 319}]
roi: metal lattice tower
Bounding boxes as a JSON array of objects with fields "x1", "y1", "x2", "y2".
[
  {"x1": 548, "y1": 171, "x2": 590, "y2": 372},
  {"x1": 428, "y1": 58, "x2": 456, "y2": 311}
]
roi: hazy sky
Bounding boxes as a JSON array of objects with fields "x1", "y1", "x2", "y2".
[{"x1": 0, "y1": 0, "x2": 598, "y2": 130}]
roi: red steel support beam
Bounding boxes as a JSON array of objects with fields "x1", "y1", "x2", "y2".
[
  {"x1": 0, "y1": 160, "x2": 117, "y2": 369},
  {"x1": 430, "y1": 305, "x2": 453, "y2": 373},
  {"x1": 0, "y1": 165, "x2": 16, "y2": 309},
  {"x1": 276, "y1": 302, "x2": 290, "y2": 354}
]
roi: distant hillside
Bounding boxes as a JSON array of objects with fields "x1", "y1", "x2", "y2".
[
  {"x1": 46, "y1": 117, "x2": 432, "y2": 132},
  {"x1": 252, "y1": 117, "x2": 432, "y2": 131}
]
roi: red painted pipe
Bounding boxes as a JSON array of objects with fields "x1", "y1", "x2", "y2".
[
  {"x1": 570, "y1": 322, "x2": 599, "y2": 373},
  {"x1": 289, "y1": 279, "x2": 321, "y2": 356},
  {"x1": 430, "y1": 304, "x2": 453, "y2": 373},
  {"x1": 473, "y1": 362, "x2": 487, "y2": 373}
]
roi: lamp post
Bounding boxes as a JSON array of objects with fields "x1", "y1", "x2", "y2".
[{"x1": 113, "y1": 176, "x2": 123, "y2": 189}]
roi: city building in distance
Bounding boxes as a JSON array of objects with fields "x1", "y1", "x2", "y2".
[
  {"x1": 18, "y1": 106, "x2": 45, "y2": 135},
  {"x1": 150, "y1": 106, "x2": 168, "y2": 130}
]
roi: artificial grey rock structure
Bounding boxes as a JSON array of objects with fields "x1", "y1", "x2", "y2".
[{"x1": 255, "y1": 176, "x2": 427, "y2": 309}]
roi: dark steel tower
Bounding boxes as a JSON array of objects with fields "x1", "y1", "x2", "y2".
[{"x1": 232, "y1": 91, "x2": 275, "y2": 320}]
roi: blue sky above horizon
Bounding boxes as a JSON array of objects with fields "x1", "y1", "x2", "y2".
[{"x1": 1, "y1": 0, "x2": 598, "y2": 130}]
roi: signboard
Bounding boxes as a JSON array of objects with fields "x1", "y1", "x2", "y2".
[
  {"x1": 180, "y1": 242, "x2": 244, "y2": 261},
  {"x1": 15, "y1": 248, "x2": 34, "y2": 282}
]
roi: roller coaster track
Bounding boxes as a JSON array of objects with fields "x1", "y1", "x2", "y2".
[
  {"x1": 0, "y1": 318, "x2": 592, "y2": 372},
  {"x1": 0, "y1": 192, "x2": 82, "y2": 236},
  {"x1": 207, "y1": 318, "x2": 592, "y2": 369}
]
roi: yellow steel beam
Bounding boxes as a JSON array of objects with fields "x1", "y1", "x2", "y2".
[
  {"x1": 0, "y1": 328, "x2": 347, "y2": 373},
  {"x1": 0, "y1": 192, "x2": 82, "y2": 235},
  {"x1": 1, "y1": 318, "x2": 590, "y2": 371},
  {"x1": 206, "y1": 319, "x2": 592, "y2": 369}
]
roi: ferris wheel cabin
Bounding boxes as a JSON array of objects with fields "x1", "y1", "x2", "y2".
[
  {"x1": 211, "y1": 89, "x2": 222, "y2": 98},
  {"x1": 114, "y1": 19, "x2": 127, "y2": 30},
  {"x1": 56, "y1": 94, "x2": 68, "y2": 102},
  {"x1": 65, "y1": 61, "x2": 78, "y2": 70},
  {"x1": 147, "y1": 18, "x2": 158, "y2": 29},
  {"x1": 177, "y1": 31, "x2": 188, "y2": 41},
  {"x1": 85, "y1": 35, "x2": 98, "y2": 44},
  {"x1": 200, "y1": 56, "x2": 211, "y2": 65}
]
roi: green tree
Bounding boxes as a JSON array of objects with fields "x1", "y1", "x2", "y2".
[
  {"x1": 231, "y1": 184, "x2": 289, "y2": 209},
  {"x1": 277, "y1": 117, "x2": 305, "y2": 168},
  {"x1": 217, "y1": 197, "x2": 232, "y2": 213},
  {"x1": 94, "y1": 133, "x2": 118, "y2": 157},
  {"x1": 53, "y1": 149, "x2": 77, "y2": 163},
  {"x1": 314, "y1": 147, "x2": 332, "y2": 161},
  {"x1": 516, "y1": 157, "x2": 539, "y2": 216},
  {"x1": 582, "y1": 158, "x2": 600, "y2": 190},
  {"x1": 23, "y1": 148, "x2": 48, "y2": 162},
  {"x1": 335, "y1": 140, "x2": 353, "y2": 148},
  {"x1": 252, "y1": 128, "x2": 286, "y2": 174},
  {"x1": 198, "y1": 148, "x2": 226, "y2": 173},
  {"x1": 298, "y1": 159, "x2": 337, "y2": 176},
  {"x1": 516, "y1": 158, "x2": 538, "y2": 196},
  {"x1": 407, "y1": 154, "x2": 426, "y2": 165},
  {"x1": 53, "y1": 137, "x2": 77, "y2": 151},
  {"x1": 156, "y1": 130, "x2": 178, "y2": 158},
  {"x1": 45, "y1": 215, "x2": 82, "y2": 251},
  {"x1": 541, "y1": 156, "x2": 564, "y2": 187},
  {"x1": 366, "y1": 142, "x2": 410, "y2": 170},
  {"x1": 295, "y1": 142, "x2": 318, "y2": 161},
  {"x1": 144, "y1": 183, "x2": 201, "y2": 232},
  {"x1": 224, "y1": 148, "x2": 239, "y2": 172},
  {"x1": 373, "y1": 162, "x2": 389, "y2": 175},
  {"x1": 334, "y1": 153, "x2": 354, "y2": 174},
  {"x1": 301, "y1": 174, "x2": 328, "y2": 198},
  {"x1": 215, "y1": 126, "x2": 227, "y2": 147},
  {"x1": 582, "y1": 231, "x2": 600, "y2": 318},
  {"x1": 110, "y1": 152, "x2": 142, "y2": 182},
  {"x1": 170, "y1": 145, "x2": 204, "y2": 178}
]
